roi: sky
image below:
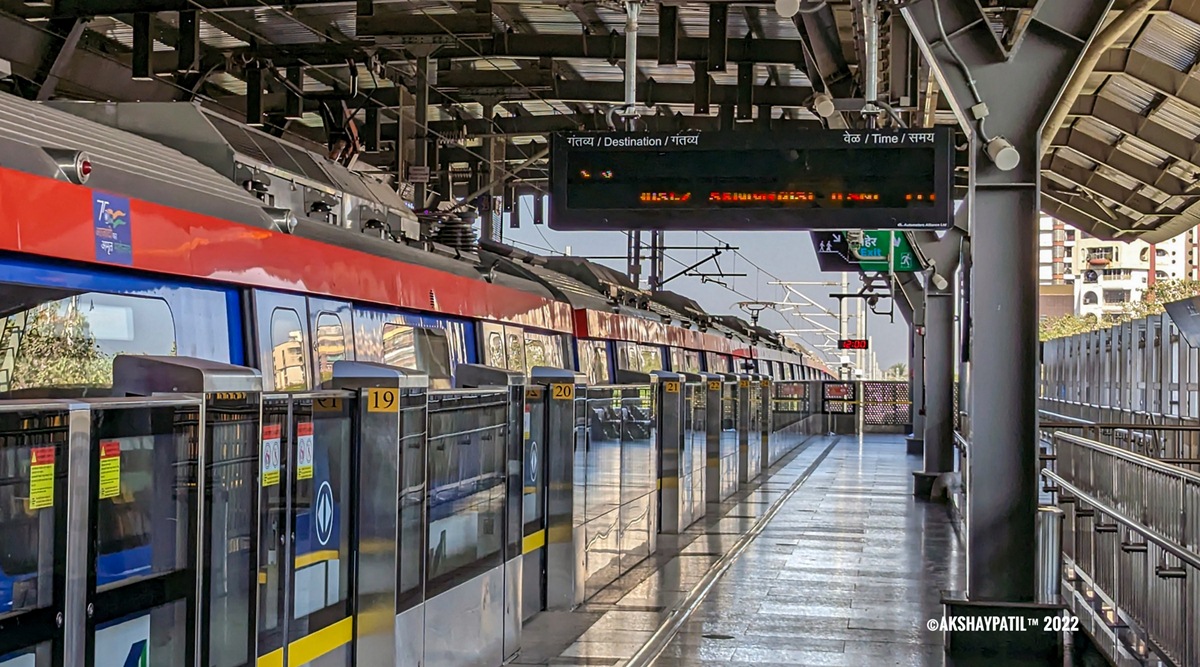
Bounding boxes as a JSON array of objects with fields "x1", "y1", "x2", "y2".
[{"x1": 501, "y1": 215, "x2": 911, "y2": 373}]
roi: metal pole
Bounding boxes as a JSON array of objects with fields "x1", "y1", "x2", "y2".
[
  {"x1": 856, "y1": 298, "x2": 866, "y2": 377},
  {"x1": 863, "y1": 0, "x2": 879, "y2": 110},
  {"x1": 970, "y1": 185, "x2": 1039, "y2": 601},
  {"x1": 1035, "y1": 506, "x2": 1064, "y2": 604},
  {"x1": 413, "y1": 55, "x2": 431, "y2": 210},
  {"x1": 624, "y1": 1, "x2": 643, "y2": 108},
  {"x1": 923, "y1": 289, "x2": 954, "y2": 474},
  {"x1": 839, "y1": 272, "x2": 850, "y2": 380}
]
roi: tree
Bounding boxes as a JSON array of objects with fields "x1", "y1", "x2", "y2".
[
  {"x1": 884, "y1": 362, "x2": 908, "y2": 380},
  {"x1": 10, "y1": 302, "x2": 112, "y2": 391},
  {"x1": 1039, "y1": 313, "x2": 1104, "y2": 341},
  {"x1": 1038, "y1": 278, "x2": 1200, "y2": 341}
]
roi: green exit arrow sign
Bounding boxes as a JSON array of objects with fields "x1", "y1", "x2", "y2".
[{"x1": 849, "y1": 230, "x2": 919, "y2": 272}]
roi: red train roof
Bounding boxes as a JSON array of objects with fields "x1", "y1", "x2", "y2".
[{"x1": 0, "y1": 166, "x2": 575, "y2": 332}]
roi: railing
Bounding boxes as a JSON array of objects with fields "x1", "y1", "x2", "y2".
[
  {"x1": 1043, "y1": 432, "x2": 1200, "y2": 667},
  {"x1": 1039, "y1": 404, "x2": 1200, "y2": 473}
]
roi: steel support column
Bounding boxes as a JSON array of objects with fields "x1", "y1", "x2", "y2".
[
  {"x1": 895, "y1": 271, "x2": 925, "y2": 453},
  {"x1": 902, "y1": 0, "x2": 1111, "y2": 607},
  {"x1": 923, "y1": 288, "x2": 954, "y2": 475},
  {"x1": 910, "y1": 322, "x2": 925, "y2": 443}
]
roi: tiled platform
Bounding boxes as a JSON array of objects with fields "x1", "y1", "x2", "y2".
[{"x1": 516, "y1": 434, "x2": 972, "y2": 667}]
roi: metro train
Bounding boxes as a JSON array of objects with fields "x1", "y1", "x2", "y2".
[{"x1": 0, "y1": 91, "x2": 831, "y2": 666}]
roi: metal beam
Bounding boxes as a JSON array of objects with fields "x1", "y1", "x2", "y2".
[
  {"x1": 240, "y1": 33, "x2": 808, "y2": 67},
  {"x1": 50, "y1": 0, "x2": 360, "y2": 14},
  {"x1": 1067, "y1": 95, "x2": 1200, "y2": 172},
  {"x1": 708, "y1": 3, "x2": 728, "y2": 72},
  {"x1": 1043, "y1": 154, "x2": 1168, "y2": 215},
  {"x1": 658, "y1": 5, "x2": 679, "y2": 65},
  {"x1": 356, "y1": 11, "x2": 494, "y2": 39},
  {"x1": 32, "y1": 17, "x2": 86, "y2": 101},
  {"x1": 554, "y1": 78, "x2": 812, "y2": 107},
  {"x1": 1092, "y1": 47, "x2": 1200, "y2": 120},
  {"x1": 0, "y1": 12, "x2": 179, "y2": 103},
  {"x1": 903, "y1": 0, "x2": 1111, "y2": 608},
  {"x1": 1049, "y1": 126, "x2": 1197, "y2": 197}
]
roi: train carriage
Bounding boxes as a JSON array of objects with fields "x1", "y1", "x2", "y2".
[{"x1": 0, "y1": 91, "x2": 830, "y2": 667}]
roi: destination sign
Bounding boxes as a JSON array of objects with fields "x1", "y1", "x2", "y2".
[{"x1": 549, "y1": 128, "x2": 954, "y2": 231}]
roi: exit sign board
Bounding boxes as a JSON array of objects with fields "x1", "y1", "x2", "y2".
[{"x1": 811, "y1": 230, "x2": 919, "y2": 273}]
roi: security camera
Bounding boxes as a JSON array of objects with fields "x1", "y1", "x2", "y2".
[
  {"x1": 775, "y1": 0, "x2": 800, "y2": 18},
  {"x1": 812, "y1": 91, "x2": 836, "y2": 119},
  {"x1": 985, "y1": 136, "x2": 1020, "y2": 171}
]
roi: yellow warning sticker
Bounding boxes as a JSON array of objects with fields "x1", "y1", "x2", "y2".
[
  {"x1": 262, "y1": 424, "x2": 282, "y2": 487},
  {"x1": 367, "y1": 388, "x2": 399, "y2": 412},
  {"x1": 296, "y1": 422, "x2": 314, "y2": 481},
  {"x1": 99, "y1": 440, "x2": 121, "y2": 499},
  {"x1": 29, "y1": 446, "x2": 55, "y2": 510}
]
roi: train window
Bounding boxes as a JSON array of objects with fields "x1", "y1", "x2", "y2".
[
  {"x1": 523, "y1": 332, "x2": 565, "y2": 373},
  {"x1": 383, "y1": 323, "x2": 453, "y2": 387},
  {"x1": 2, "y1": 290, "x2": 177, "y2": 396},
  {"x1": 577, "y1": 340, "x2": 609, "y2": 385},
  {"x1": 670, "y1": 348, "x2": 685, "y2": 373},
  {"x1": 704, "y1": 352, "x2": 727, "y2": 374},
  {"x1": 482, "y1": 323, "x2": 507, "y2": 369},
  {"x1": 505, "y1": 330, "x2": 526, "y2": 374},
  {"x1": 313, "y1": 313, "x2": 347, "y2": 385},
  {"x1": 637, "y1": 344, "x2": 663, "y2": 373},
  {"x1": 270, "y1": 308, "x2": 309, "y2": 391},
  {"x1": 684, "y1": 351, "x2": 702, "y2": 374}
]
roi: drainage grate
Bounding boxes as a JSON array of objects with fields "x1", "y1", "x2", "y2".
[{"x1": 702, "y1": 633, "x2": 736, "y2": 640}]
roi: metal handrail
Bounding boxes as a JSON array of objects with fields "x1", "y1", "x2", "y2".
[
  {"x1": 1054, "y1": 431, "x2": 1200, "y2": 485},
  {"x1": 953, "y1": 431, "x2": 968, "y2": 454},
  {"x1": 1042, "y1": 469, "x2": 1200, "y2": 570}
]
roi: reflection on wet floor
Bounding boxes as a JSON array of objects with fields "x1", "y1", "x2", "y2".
[{"x1": 516, "y1": 434, "x2": 991, "y2": 667}]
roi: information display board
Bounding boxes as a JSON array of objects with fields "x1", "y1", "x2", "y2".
[{"x1": 550, "y1": 128, "x2": 954, "y2": 231}]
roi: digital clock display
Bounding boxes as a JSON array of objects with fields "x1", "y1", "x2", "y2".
[
  {"x1": 838, "y1": 339, "x2": 870, "y2": 350},
  {"x1": 550, "y1": 129, "x2": 954, "y2": 231}
]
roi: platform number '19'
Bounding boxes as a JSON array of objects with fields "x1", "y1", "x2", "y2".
[{"x1": 367, "y1": 388, "x2": 398, "y2": 412}]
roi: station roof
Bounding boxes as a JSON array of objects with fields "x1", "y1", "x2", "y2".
[{"x1": 0, "y1": 0, "x2": 1197, "y2": 242}]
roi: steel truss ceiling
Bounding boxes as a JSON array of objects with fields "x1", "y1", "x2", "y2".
[{"x1": 0, "y1": 0, "x2": 1198, "y2": 242}]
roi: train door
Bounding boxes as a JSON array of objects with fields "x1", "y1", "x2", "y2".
[
  {"x1": 0, "y1": 406, "x2": 69, "y2": 667},
  {"x1": 256, "y1": 396, "x2": 355, "y2": 667}
]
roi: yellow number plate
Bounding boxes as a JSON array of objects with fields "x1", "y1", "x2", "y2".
[
  {"x1": 314, "y1": 397, "x2": 343, "y2": 412},
  {"x1": 525, "y1": 388, "x2": 543, "y2": 401},
  {"x1": 739, "y1": 379, "x2": 750, "y2": 388},
  {"x1": 550, "y1": 383, "x2": 575, "y2": 400},
  {"x1": 367, "y1": 388, "x2": 398, "y2": 412},
  {"x1": 664, "y1": 381, "x2": 681, "y2": 393},
  {"x1": 761, "y1": 380, "x2": 770, "y2": 388},
  {"x1": 707, "y1": 380, "x2": 721, "y2": 391}
]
